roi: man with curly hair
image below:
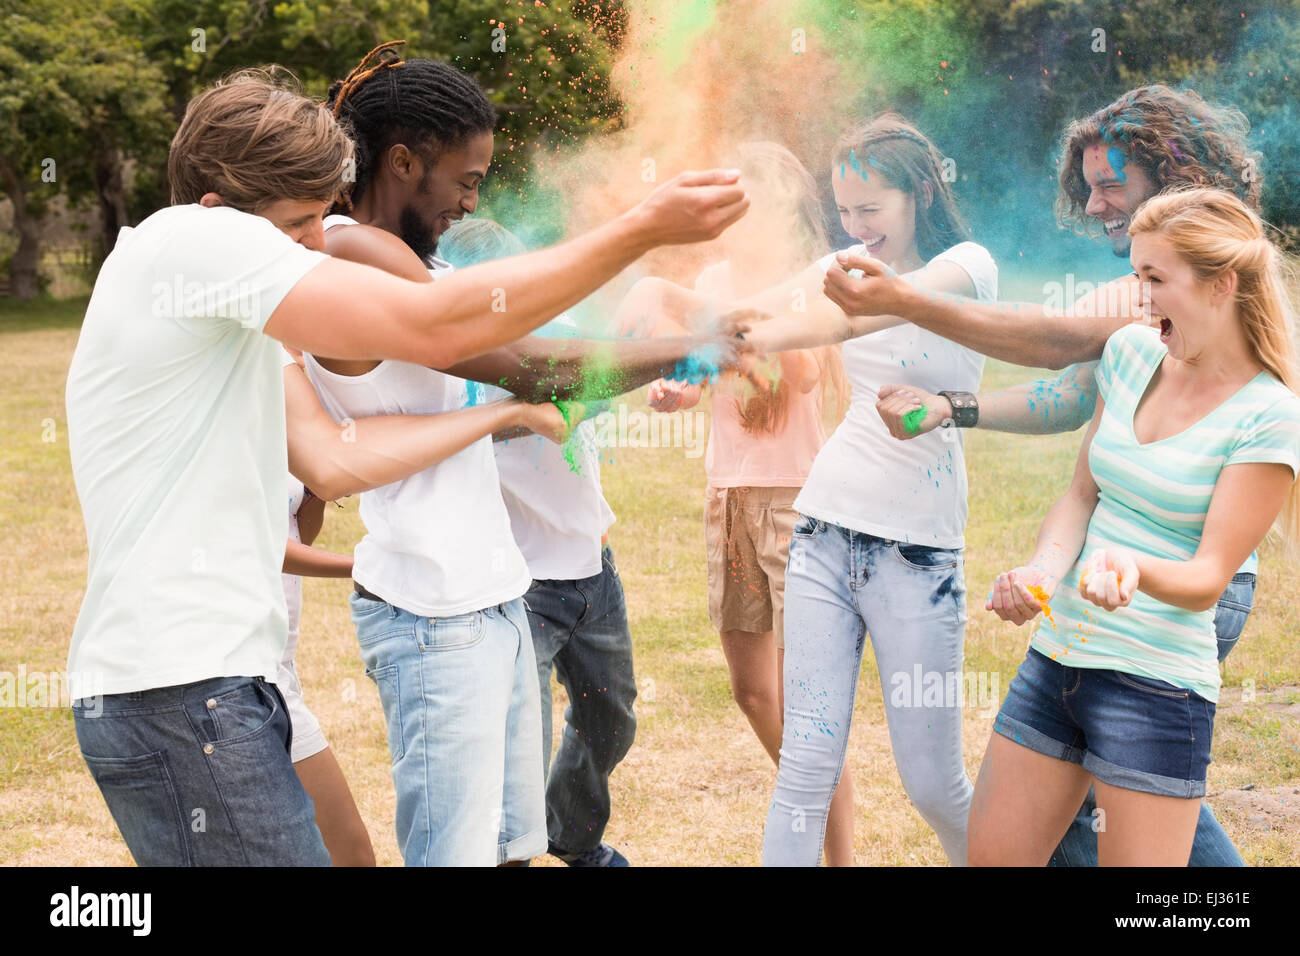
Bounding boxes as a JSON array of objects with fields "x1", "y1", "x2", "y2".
[{"x1": 828, "y1": 85, "x2": 1263, "y2": 866}]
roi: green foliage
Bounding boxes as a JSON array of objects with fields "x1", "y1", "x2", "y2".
[{"x1": 0, "y1": 0, "x2": 170, "y2": 205}]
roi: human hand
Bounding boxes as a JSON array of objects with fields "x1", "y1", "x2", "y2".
[
  {"x1": 517, "y1": 398, "x2": 585, "y2": 444},
  {"x1": 631, "y1": 169, "x2": 750, "y2": 247},
  {"x1": 822, "y1": 252, "x2": 903, "y2": 316},
  {"x1": 647, "y1": 378, "x2": 701, "y2": 413},
  {"x1": 876, "y1": 384, "x2": 952, "y2": 440},
  {"x1": 1077, "y1": 549, "x2": 1139, "y2": 611},
  {"x1": 987, "y1": 566, "x2": 1055, "y2": 626}
]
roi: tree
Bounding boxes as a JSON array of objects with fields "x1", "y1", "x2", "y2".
[{"x1": 0, "y1": 0, "x2": 169, "y2": 297}]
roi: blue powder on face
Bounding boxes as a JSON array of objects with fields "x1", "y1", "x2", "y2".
[
  {"x1": 1107, "y1": 146, "x2": 1128, "y2": 183},
  {"x1": 669, "y1": 344, "x2": 727, "y2": 384}
]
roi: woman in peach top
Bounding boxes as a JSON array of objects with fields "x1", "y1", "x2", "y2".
[{"x1": 645, "y1": 142, "x2": 853, "y2": 864}]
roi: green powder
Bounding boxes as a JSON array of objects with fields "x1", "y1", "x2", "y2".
[
  {"x1": 551, "y1": 397, "x2": 583, "y2": 474},
  {"x1": 903, "y1": 405, "x2": 928, "y2": 435}
]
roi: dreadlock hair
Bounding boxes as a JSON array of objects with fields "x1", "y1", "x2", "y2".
[{"x1": 326, "y1": 41, "x2": 497, "y2": 209}]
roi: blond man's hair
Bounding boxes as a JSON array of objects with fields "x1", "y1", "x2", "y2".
[{"x1": 168, "y1": 68, "x2": 354, "y2": 212}]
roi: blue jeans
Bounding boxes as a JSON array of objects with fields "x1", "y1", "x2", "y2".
[
  {"x1": 763, "y1": 517, "x2": 973, "y2": 865},
  {"x1": 73, "y1": 675, "x2": 330, "y2": 866},
  {"x1": 527, "y1": 546, "x2": 637, "y2": 853},
  {"x1": 1049, "y1": 572, "x2": 1256, "y2": 866},
  {"x1": 351, "y1": 593, "x2": 547, "y2": 866}
]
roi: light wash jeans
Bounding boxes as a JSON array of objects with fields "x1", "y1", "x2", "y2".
[
  {"x1": 527, "y1": 546, "x2": 637, "y2": 854},
  {"x1": 350, "y1": 592, "x2": 547, "y2": 866},
  {"x1": 763, "y1": 515, "x2": 973, "y2": 866},
  {"x1": 1049, "y1": 572, "x2": 1256, "y2": 867}
]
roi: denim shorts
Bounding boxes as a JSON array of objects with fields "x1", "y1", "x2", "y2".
[
  {"x1": 994, "y1": 648, "x2": 1215, "y2": 798},
  {"x1": 73, "y1": 675, "x2": 330, "y2": 866}
]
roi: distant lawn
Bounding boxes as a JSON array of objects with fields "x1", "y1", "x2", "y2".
[{"x1": 1, "y1": 291, "x2": 1296, "y2": 866}]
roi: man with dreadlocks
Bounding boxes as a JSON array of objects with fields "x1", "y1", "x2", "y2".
[
  {"x1": 302, "y1": 42, "x2": 754, "y2": 866},
  {"x1": 838, "y1": 86, "x2": 1265, "y2": 867},
  {"x1": 65, "y1": 59, "x2": 748, "y2": 866}
]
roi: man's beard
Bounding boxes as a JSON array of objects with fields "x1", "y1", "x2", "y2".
[{"x1": 398, "y1": 205, "x2": 439, "y2": 263}]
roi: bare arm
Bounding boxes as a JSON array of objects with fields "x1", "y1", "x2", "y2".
[
  {"x1": 1123, "y1": 462, "x2": 1294, "y2": 612},
  {"x1": 264, "y1": 169, "x2": 749, "y2": 368},
  {"x1": 283, "y1": 538, "x2": 354, "y2": 578},
  {"x1": 742, "y1": 258, "x2": 977, "y2": 354},
  {"x1": 822, "y1": 256, "x2": 1141, "y2": 370},
  {"x1": 877, "y1": 363, "x2": 1100, "y2": 441},
  {"x1": 295, "y1": 491, "x2": 326, "y2": 547},
  {"x1": 285, "y1": 362, "x2": 550, "y2": 500},
  {"x1": 444, "y1": 333, "x2": 746, "y2": 404},
  {"x1": 988, "y1": 398, "x2": 1105, "y2": 625}
]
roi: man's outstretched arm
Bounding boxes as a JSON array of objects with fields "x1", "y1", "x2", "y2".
[
  {"x1": 822, "y1": 255, "x2": 1143, "y2": 371},
  {"x1": 265, "y1": 169, "x2": 750, "y2": 368},
  {"x1": 875, "y1": 363, "x2": 1100, "y2": 441}
]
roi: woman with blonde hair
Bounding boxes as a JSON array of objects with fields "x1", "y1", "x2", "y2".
[{"x1": 976, "y1": 187, "x2": 1300, "y2": 865}]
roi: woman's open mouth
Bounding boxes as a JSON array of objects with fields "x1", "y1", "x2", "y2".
[
  {"x1": 862, "y1": 234, "x2": 886, "y2": 255},
  {"x1": 1158, "y1": 317, "x2": 1173, "y2": 342}
]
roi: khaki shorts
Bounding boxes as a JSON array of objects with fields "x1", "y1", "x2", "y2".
[{"x1": 705, "y1": 485, "x2": 800, "y2": 647}]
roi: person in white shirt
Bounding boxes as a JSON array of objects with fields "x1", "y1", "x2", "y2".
[
  {"x1": 756, "y1": 117, "x2": 997, "y2": 866},
  {"x1": 614, "y1": 116, "x2": 998, "y2": 865},
  {"x1": 279, "y1": 344, "x2": 571, "y2": 867},
  {"x1": 302, "y1": 46, "x2": 753, "y2": 866},
  {"x1": 66, "y1": 65, "x2": 749, "y2": 866},
  {"x1": 440, "y1": 218, "x2": 638, "y2": 867}
]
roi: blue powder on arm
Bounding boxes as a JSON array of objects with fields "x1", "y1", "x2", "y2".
[{"x1": 669, "y1": 344, "x2": 727, "y2": 384}]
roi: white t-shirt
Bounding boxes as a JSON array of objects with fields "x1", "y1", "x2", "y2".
[
  {"x1": 482, "y1": 315, "x2": 616, "y2": 581},
  {"x1": 795, "y1": 241, "x2": 998, "y2": 549},
  {"x1": 65, "y1": 204, "x2": 327, "y2": 697}
]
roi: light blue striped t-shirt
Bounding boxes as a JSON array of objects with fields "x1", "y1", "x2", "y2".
[{"x1": 1031, "y1": 323, "x2": 1300, "y2": 702}]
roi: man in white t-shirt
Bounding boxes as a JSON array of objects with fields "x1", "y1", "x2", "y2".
[
  {"x1": 442, "y1": 218, "x2": 637, "y2": 866},
  {"x1": 65, "y1": 68, "x2": 749, "y2": 866},
  {"x1": 308, "y1": 54, "x2": 756, "y2": 864}
]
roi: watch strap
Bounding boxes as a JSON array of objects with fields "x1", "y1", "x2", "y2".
[{"x1": 937, "y1": 390, "x2": 979, "y2": 428}]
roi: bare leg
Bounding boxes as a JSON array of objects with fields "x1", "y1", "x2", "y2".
[
  {"x1": 720, "y1": 629, "x2": 784, "y2": 761},
  {"x1": 294, "y1": 747, "x2": 376, "y2": 867},
  {"x1": 967, "y1": 733, "x2": 1092, "y2": 866},
  {"x1": 1093, "y1": 781, "x2": 1200, "y2": 866}
]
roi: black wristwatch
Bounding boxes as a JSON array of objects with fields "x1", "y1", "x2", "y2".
[{"x1": 937, "y1": 390, "x2": 979, "y2": 428}]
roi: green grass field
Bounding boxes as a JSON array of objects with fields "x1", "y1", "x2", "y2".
[{"x1": 2, "y1": 294, "x2": 1297, "y2": 866}]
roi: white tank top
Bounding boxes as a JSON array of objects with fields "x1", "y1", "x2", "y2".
[{"x1": 300, "y1": 234, "x2": 531, "y2": 616}]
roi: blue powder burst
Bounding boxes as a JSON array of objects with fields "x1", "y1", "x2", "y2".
[{"x1": 669, "y1": 344, "x2": 728, "y2": 384}]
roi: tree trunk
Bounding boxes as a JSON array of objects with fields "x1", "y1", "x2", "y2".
[
  {"x1": 94, "y1": 145, "x2": 130, "y2": 264},
  {"x1": 1, "y1": 164, "x2": 42, "y2": 300}
]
